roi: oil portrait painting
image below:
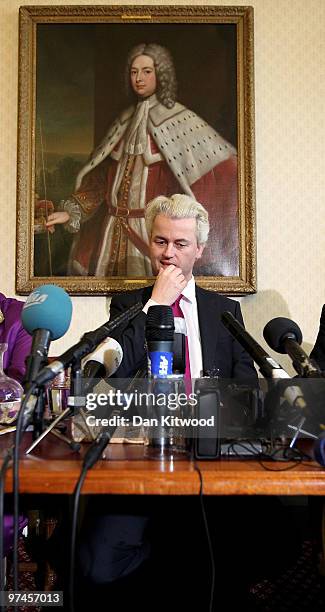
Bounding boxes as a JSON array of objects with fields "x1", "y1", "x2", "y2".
[{"x1": 16, "y1": 5, "x2": 255, "y2": 295}]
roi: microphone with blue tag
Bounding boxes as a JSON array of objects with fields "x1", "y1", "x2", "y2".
[
  {"x1": 145, "y1": 306, "x2": 187, "y2": 455},
  {"x1": 21, "y1": 284, "x2": 72, "y2": 389},
  {"x1": 20, "y1": 284, "x2": 72, "y2": 437},
  {"x1": 145, "y1": 306, "x2": 174, "y2": 377}
]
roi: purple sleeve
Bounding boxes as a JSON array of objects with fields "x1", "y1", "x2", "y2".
[
  {"x1": 6, "y1": 324, "x2": 32, "y2": 383},
  {"x1": 0, "y1": 295, "x2": 32, "y2": 383}
]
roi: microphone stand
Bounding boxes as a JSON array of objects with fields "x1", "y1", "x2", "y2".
[
  {"x1": 271, "y1": 377, "x2": 323, "y2": 455},
  {"x1": 67, "y1": 356, "x2": 96, "y2": 442},
  {"x1": 23, "y1": 330, "x2": 51, "y2": 441},
  {"x1": 31, "y1": 387, "x2": 47, "y2": 440},
  {"x1": 25, "y1": 301, "x2": 145, "y2": 453},
  {"x1": 25, "y1": 358, "x2": 93, "y2": 455}
]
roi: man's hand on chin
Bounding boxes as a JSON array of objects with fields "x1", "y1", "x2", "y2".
[{"x1": 151, "y1": 265, "x2": 187, "y2": 305}]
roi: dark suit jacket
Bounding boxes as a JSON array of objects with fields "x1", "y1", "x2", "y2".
[
  {"x1": 310, "y1": 304, "x2": 325, "y2": 371},
  {"x1": 109, "y1": 285, "x2": 257, "y2": 381}
]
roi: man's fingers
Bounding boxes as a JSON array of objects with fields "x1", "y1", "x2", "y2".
[{"x1": 164, "y1": 264, "x2": 176, "y2": 274}]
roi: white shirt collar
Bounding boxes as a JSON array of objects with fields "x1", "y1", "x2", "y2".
[{"x1": 181, "y1": 276, "x2": 196, "y2": 303}]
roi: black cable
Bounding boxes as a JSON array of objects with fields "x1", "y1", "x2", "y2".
[
  {"x1": 193, "y1": 460, "x2": 215, "y2": 612},
  {"x1": 224, "y1": 438, "x2": 314, "y2": 472},
  {"x1": 226, "y1": 436, "x2": 325, "y2": 473},
  {"x1": 256, "y1": 443, "x2": 308, "y2": 471},
  {"x1": 0, "y1": 448, "x2": 13, "y2": 611},
  {"x1": 12, "y1": 384, "x2": 37, "y2": 591},
  {"x1": 226, "y1": 440, "x2": 264, "y2": 458},
  {"x1": 69, "y1": 467, "x2": 88, "y2": 612},
  {"x1": 69, "y1": 430, "x2": 111, "y2": 611}
]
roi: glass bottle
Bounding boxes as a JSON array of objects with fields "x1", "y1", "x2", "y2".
[
  {"x1": 0, "y1": 343, "x2": 24, "y2": 425},
  {"x1": 47, "y1": 369, "x2": 70, "y2": 416}
]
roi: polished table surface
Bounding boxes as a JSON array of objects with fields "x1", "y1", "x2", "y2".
[{"x1": 1, "y1": 433, "x2": 324, "y2": 496}]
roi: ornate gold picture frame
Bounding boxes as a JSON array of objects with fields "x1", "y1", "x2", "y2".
[{"x1": 16, "y1": 5, "x2": 256, "y2": 295}]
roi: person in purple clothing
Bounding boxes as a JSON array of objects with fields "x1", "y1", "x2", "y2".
[
  {"x1": 0, "y1": 294, "x2": 32, "y2": 565},
  {"x1": 0, "y1": 292, "x2": 32, "y2": 382}
]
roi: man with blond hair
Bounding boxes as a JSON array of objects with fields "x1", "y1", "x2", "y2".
[
  {"x1": 77, "y1": 195, "x2": 257, "y2": 610},
  {"x1": 109, "y1": 193, "x2": 255, "y2": 380}
]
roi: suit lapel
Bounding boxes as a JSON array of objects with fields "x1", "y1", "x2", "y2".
[
  {"x1": 196, "y1": 285, "x2": 220, "y2": 376},
  {"x1": 141, "y1": 285, "x2": 154, "y2": 303}
]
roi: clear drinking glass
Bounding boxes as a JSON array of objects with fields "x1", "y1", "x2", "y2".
[{"x1": 47, "y1": 370, "x2": 70, "y2": 415}]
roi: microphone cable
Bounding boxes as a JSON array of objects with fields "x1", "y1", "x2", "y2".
[
  {"x1": 69, "y1": 467, "x2": 87, "y2": 612},
  {"x1": 12, "y1": 383, "x2": 38, "y2": 592},
  {"x1": 69, "y1": 431, "x2": 111, "y2": 612},
  {"x1": 0, "y1": 447, "x2": 13, "y2": 610},
  {"x1": 193, "y1": 460, "x2": 215, "y2": 612},
  {"x1": 0, "y1": 385, "x2": 35, "y2": 591},
  {"x1": 69, "y1": 370, "x2": 149, "y2": 610}
]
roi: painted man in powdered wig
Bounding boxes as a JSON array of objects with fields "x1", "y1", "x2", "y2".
[{"x1": 46, "y1": 43, "x2": 238, "y2": 277}]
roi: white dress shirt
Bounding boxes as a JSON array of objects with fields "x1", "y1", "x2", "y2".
[{"x1": 142, "y1": 276, "x2": 203, "y2": 378}]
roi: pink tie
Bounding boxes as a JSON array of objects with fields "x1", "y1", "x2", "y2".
[{"x1": 171, "y1": 296, "x2": 191, "y2": 381}]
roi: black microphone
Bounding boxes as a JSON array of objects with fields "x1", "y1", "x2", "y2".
[
  {"x1": 82, "y1": 337, "x2": 124, "y2": 378},
  {"x1": 82, "y1": 338, "x2": 124, "y2": 395},
  {"x1": 83, "y1": 360, "x2": 107, "y2": 380},
  {"x1": 34, "y1": 302, "x2": 143, "y2": 386},
  {"x1": 221, "y1": 311, "x2": 307, "y2": 411},
  {"x1": 146, "y1": 306, "x2": 184, "y2": 452},
  {"x1": 145, "y1": 306, "x2": 174, "y2": 377},
  {"x1": 263, "y1": 317, "x2": 323, "y2": 378},
  {"x1": 173, "y1": 333, "x2": 186, "y2": 374},
  {"x1": 173, "y1": 315, "x2": 186, "y2": 374},
  {"x1": 221, "y1": 311, "x2": 290, "y2": 379}
]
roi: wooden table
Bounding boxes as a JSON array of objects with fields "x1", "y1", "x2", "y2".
[{"x1": 1, "y1": 433, "x2": 325, "y2": 496}]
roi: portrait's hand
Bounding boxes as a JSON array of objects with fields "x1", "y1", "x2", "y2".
[
  {"x1": 45, "y1": 211, "x2": 70, "y2": 234},
  {"x1": 151, "y1": 265, "x2": 187, "y2": 305}
]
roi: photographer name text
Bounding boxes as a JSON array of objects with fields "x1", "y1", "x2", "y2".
[{"x1": 85, "y1": 414, "x2": 215, "y2": 428}]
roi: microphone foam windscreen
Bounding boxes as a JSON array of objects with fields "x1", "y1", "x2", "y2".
[
  {"x1": 21, "y1": 284, "x2": 72, "y2": 340},
  {"x1": 263, "y1": 317, "x2": 303, "y2": 353},
  {"x1": 82, "y1": 338, "x2": 123, "y2": 377},
  {"x1": 146, "y1": 305, "x2": 174, "y2": 341}
]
